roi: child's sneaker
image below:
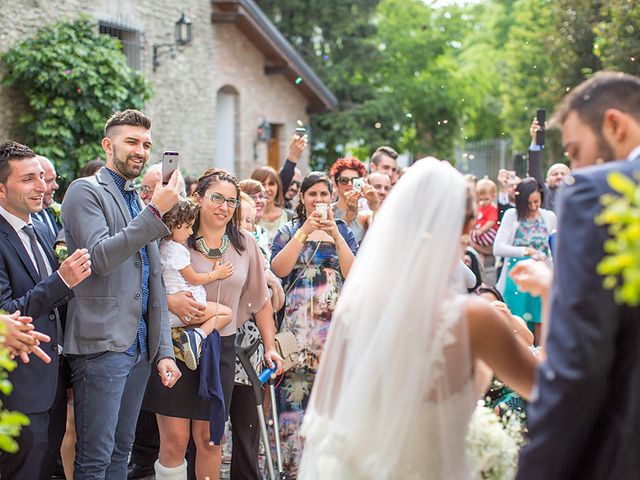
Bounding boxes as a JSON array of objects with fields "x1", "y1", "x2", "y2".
[{"x1": 179, "y1": 328, "x2": 205, "y2": 370}]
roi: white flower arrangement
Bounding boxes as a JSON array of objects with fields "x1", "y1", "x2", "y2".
[{"x1": 466, "y1": 401, "x2": 525, "y2": 480}]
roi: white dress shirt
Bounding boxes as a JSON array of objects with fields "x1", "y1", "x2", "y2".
[
  {"x1": 0, "y1": 204, "x2": 54, "y2": 277},
  {"x1": 626, "y1": 144, "x2": 640, "y2": 162}
]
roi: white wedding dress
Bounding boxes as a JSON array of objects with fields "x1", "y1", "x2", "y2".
[{"x1": 298, "y1": 160, "x2": 479, "y2": 479}]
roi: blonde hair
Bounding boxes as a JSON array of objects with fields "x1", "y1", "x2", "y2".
[
  {"x1": 476, "y1": 178, "x2": 497, "y2": 196},
  {"x1": 240, "y1": 191, "x2": 255, "y2": 208}
]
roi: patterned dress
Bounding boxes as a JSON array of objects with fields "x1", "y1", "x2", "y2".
[
  {"x1": 271, "y1": 220, "x2": 358, "y2": 476},
  {"x1": 503, "y1": 215, "x2": 551, "y2": 329}
]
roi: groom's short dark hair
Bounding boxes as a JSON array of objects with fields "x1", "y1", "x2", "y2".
[
  {"x1": 552, "y1": 71, "x2": 640, "y2": 133},
  {"x1": 104, "y1": 109, "x2": 151, "y2": 137}
]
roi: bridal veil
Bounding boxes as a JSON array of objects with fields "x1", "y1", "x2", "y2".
[{"x1": 298, "y1": 159, "x2": 476, "y2": 479}]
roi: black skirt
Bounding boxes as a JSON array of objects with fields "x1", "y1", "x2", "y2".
[{"x1": 144, "y1": 334, "x2": 236, "y2": 421}]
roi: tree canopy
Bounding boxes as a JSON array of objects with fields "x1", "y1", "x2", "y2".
[{"x1": 258, "y1": 0, "x2": 640, "y2": 167}]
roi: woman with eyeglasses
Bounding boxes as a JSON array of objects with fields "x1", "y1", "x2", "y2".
[
  {"x1": 146, "y1": 168, "x2": 284, "y2": 480},
  {"x1": 270, "y1": 171, "x2": 358, "y2": 476},
  {"x1": 239, "y1": 179, "x2": 270, "y2": 255},
  {"x1": 251, "y1": 166, "x2": 293, "y2": 248},
  {"x1": 330, "y1": 157, "x2": 380, "y2": 244}
]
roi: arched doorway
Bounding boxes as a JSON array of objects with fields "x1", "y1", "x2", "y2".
[{"x1": 215, "y1": 86, "x2": 239, "y2": 174}]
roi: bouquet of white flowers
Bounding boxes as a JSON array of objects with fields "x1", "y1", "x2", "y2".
[{"x1": 466, "y1": 401, "x2": 525, "y2": 480}]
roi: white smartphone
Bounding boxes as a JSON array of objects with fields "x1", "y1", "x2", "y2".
[
  {"x1": 162, "y1": 151, "x2": 179, "y2": 185},
  {"x1": 352, "y1": 178, "x2": 365, "y2": 191},
  {"x1": 315, "y1": 203, "x2": 328, "y2": 220}
]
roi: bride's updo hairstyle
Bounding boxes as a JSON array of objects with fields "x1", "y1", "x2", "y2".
[
  {"x1": 189, "y1": 167, "x2": 246, "y2": 253},
  {"x1": 294, "y1": 171, "x2": 333, "y2": 223}
]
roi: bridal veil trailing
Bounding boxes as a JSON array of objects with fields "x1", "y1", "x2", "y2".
[{"x1": 298, "y1": 159, "x2": 477, "y2": 479}]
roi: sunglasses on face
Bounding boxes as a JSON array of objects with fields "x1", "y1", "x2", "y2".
[
  {"x1": 336, "y1": 176, "x2": 360, "y2": 186},
  {"x1": 207, "y1": 192, "x2": 240, "y2": 208}
]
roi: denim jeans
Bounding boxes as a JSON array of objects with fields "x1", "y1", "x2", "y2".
[{"x1": 69, "y1": 350, "x2": 151, "y2": 479}]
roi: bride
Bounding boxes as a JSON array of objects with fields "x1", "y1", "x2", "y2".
[{"x1": 298, "y1": 159, "x2": 537, "y2": 479}]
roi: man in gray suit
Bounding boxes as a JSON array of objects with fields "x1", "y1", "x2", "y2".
[
  {"x1": 62, "y1": 109, "x2": 182, "y2": 479},
  {"x1": 517, "y1": 72, "x2": 640, "y2": 479}
]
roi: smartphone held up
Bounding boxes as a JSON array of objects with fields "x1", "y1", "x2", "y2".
[
  {"x1": 162, "y1": 151, "x2": 179, "y2": 185},
  {"x1": 315, "y1": 203, "x2": 328, "y2": 220},
  {"x1": 535, "y1": 109, "x2": 546, "y2": 147},
  {"x1": 295, "y1": 120, "x2": 307, "y2": 137}
]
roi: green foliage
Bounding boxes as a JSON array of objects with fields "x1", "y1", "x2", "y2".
[
  {"x1": 500, "y1": 0, "x2": 557, "y2": 151},
  {"x1": 596, "y1": 171, "x2": 640, "y2": 306},
  {"x1": 0, "y1": 17, "x2": 153, "y2": 181},
  {"x1": 260, "y1": 0, "x2": 637, "y2": 167},
  {"x1": 595, "y1": 0, "x2": 640, "y2": 76},
  {"x1": 0, "y1": 317, "x2": 30, "y2": 453}
]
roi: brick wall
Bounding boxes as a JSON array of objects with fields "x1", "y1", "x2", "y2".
[{"x1": 0, "y1": 0, "x2": 311, "y2": 180}]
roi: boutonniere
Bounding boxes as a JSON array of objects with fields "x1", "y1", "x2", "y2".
[
  {"x1": 54, "y1": 242, "x2": 68, "y2": 263},
  {"x1": 595, "y1": 171, "x2": 640, "y2": 306},
  {"x1": 49, "y1": 202, "x2": 62, "y2": 226}
]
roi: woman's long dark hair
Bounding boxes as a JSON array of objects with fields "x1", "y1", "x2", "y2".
[
  {"x1": 189, "y1": 168, "x2": 246, "y2": 253},
  {"x1": 514, "y1": 177, "x2": 544, "y2": 221},
  {"x1": 294, "y1": 171, "x2": 333, "y2": 224}
]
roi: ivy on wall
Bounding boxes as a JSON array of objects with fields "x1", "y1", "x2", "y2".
[{"x1": 1, "y1": 17, "x2": 153, "y2": 181}]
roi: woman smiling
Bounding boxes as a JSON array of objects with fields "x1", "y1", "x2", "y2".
[{"x1": 270, "y1": 171, "x2": 358, "y2": 476}]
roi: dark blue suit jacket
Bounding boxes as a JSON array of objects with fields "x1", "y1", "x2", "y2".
[
  {"x1": 0, "y1": 215, "x2": 72, "y2": 414},
  {"x1": 517, "y1": 156, "x2": 640, "y2": 479}
]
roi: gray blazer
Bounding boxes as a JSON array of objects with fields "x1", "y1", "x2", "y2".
[{"x1": 61, "y1": 167, "x2": 173, "y2": 361}]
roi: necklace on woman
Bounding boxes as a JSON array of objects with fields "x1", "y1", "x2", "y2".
[{"x1": 195, "y1": 233, "x2": 230, "y2": 259}]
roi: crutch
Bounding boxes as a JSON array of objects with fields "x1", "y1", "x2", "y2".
[{"x1": 235, "y1": 333, "x2": 287, "y2": 479}]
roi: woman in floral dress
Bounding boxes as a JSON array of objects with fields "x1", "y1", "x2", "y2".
[{"x1": 271, "y1": 171, "x2": 358, "y2": 477}]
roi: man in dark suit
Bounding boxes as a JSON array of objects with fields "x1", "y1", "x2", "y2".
[
  {"x1": 33, "y1": 155, "x2": 62, "y2": 243},
  {"x1": 517, "y1": 71, "x2": 640, "y2": 479},
  {"x1": 0, "y1": 140, "x2": 91, "y2": 479}
]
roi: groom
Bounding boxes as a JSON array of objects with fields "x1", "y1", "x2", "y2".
[{"x1": 517, "y1": 71, "x2": 640, "y2": 479}]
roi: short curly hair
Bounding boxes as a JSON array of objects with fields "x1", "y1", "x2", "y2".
[
  {"x1": 0, "y1": 140, "x2": 36, "y2": 184},
  {"x1": 329, "y1": 157, "x2": 366, "y2": 182},
  {"x1": 162, "y1": 198, "x2": 199, "y2": 239}
]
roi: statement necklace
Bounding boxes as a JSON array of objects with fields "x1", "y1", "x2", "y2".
[{"x1": 195, "y1": 234, "x2": 230, "y2": 259}]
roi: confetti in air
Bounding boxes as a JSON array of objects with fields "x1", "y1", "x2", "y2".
[{"x1": 295, "y1": 76, "x2": 303, "y2": 85}]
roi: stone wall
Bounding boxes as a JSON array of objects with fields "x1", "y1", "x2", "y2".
[{"x1": 0, "y1": 0, "x2": 311, "y2": 179}]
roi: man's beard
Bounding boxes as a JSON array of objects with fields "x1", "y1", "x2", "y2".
[
  {"x1": 595, "y1": 131, "x2": 616, "y2": 164},
  {"x1": 112, "y1": 143, "x2": 146, "y2": 179}
]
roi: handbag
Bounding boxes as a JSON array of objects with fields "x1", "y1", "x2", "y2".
[
  {"x1": 274, "y1": 330, "x2": 300, "y2": 372},
  {"x1": 274, "y1": 240, "x2": 322, "y2": 372}
]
